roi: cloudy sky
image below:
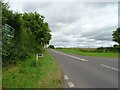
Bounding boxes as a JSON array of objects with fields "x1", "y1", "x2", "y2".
[{"x1": 5, "y1": 0, "x2": 118, "y2": 48}]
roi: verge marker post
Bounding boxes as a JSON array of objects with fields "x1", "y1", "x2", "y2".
[
  {"x1": 36, "y1": 54, "x2": 38, "y2": 66},
  {"x1": 36, "y1": 53, "x2": 44, "y2": 66}
]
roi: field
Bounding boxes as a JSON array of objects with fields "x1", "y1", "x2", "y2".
[
  {"x1": 2, "y1": 50, "x2": 62, "y2": 88},
  {"x1": 56, "y1": 48, "x2": 119, "y2": 58}
]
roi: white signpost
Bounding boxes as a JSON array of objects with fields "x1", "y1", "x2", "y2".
[{"x1": 36, "y1": 54, "x2": 44, "y2": 65}]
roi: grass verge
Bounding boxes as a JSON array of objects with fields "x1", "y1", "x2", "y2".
[
  {"x1": 2, "y1": 50, "x2": 62, "y2": 88},
  {"x1": 56, "y1": 48, "x2": 119, "y2": 58}
]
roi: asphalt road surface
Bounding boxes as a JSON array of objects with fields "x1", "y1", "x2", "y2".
[{"x1": 48, "y1": 49, "x2": 119, "y2": 88}]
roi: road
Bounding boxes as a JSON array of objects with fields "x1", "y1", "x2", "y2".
[{"x1": 48, "y1": 49, "x2": 119, "y2": 88}]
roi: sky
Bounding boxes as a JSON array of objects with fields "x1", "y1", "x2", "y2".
[{"x1": 5, "y1": 0, "x2": 118, "y2": 48}]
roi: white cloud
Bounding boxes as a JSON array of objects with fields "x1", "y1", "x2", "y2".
[
  {"x1": 4, "y1": 0, "x2": 119, "y2": 2},
  {"x1": 7, "y1": 1, "x2": 118, "y2": 48}
]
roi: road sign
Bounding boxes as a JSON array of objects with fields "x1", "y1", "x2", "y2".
[
  {"x1": 36, "y1": 54, "x2": 44, "y2": 66},
  {"x1": 37, "y1": 54, "x2": 44, "y2": 57}
]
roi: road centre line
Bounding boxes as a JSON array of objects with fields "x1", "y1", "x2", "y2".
[
  {"x1": 100, "y1": 64, "x2": 120, "y2": 71},
  {"x1": 51, "y1": 49, "x2": 88, "y2": 62},
  {"x1": 67, "y1": 81, "x2": 75, "y2": 88}
]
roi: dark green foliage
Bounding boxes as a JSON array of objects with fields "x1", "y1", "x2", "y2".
[
  {"x1": 96, "y1": 47, "x2": 118, "y2": 52},
  {"x1": 22, "y1": 12, "x2": 51, "y2": 46},
  {"x1": 2, "y1": 2, "x2": 51, "y2": 65},
  {"x1": 112, "y1": 27, "x2": 120, "y2": 46},
  {"x1": 48, "y1": 45, "x2": 55, "y2": 49},
  {"x1": 56, "y1": 47, "x2": 63, "y2": 49}
]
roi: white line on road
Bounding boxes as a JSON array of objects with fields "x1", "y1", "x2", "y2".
[
  {"x1": 67, "y1": 82, "x2": 75, "y2": 88},
  {"x1": 64, "y1": 75, "x2": 69, "y2": 80},
  {"x1": 51, "y1": 49, "x2": 88, "y2": 62},
  {"x1": 100, "y1": 64, "x2": 120, "y2": 71}
]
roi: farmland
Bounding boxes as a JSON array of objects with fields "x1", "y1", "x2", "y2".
[{"x1": 56, "y1": 48, "x2": 119, "y2": 58}]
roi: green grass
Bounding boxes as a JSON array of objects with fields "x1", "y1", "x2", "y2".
[
  {"x1": 56, "y1": 48, "x2": 119, "y2": 58},
  {"x1": 2, "y1": 50, "x2": 62, "y2": 88}
]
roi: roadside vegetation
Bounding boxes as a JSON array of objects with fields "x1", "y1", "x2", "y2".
[
  {"x1": 56, "y1": 48, "x2": 119, "y2": 58},
  {"x1": 2, "y1": 2, "x2": 51, "y2": 65},
  {"x1": 48, "y1": 45, "x2": 55, "y2": 49},
  {"x1": 2, "y1": 1, "x2": 62, "y2": 88},
  {"x1": 3, "y1": 50, "x2": 62, "y2": 88}
]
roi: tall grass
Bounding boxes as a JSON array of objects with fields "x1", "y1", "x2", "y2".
[{"x1": 2, "y1": 50, "x2": 62, "y2": 88}]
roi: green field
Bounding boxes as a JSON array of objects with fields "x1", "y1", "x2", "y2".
[
  {"x1": 2, "y1": 50, "x2": 62, "y2": 88},
  {"x1": 56, "y1": 48, "x2": 119, "y2": 58}
]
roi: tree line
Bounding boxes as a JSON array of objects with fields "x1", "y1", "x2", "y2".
[
  {"x1": 97, "y1": 27, "x2": 120, "y2": 52},
  {"x1": 1, "y1": 2, "x2": 51, "y2": 65}
]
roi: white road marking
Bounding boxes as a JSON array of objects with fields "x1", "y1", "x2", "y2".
[
  {"x1": 64, "y1": 75, "x2": 69, "y2": 80},
  {"x1": 67, "y1": 82, "x2": 75, "y2": 88},
  {"x1": 100, "y1": 64, "x2": 120, "y2": 71},
  {"x1": 51, "y1": 49, "x2": 88, "y2": 62}
]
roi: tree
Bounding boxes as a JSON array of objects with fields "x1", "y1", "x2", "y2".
[
  {"x1": 113, "y1": 44, "x2": 118, "y2": 47},
  {"x1": 2, "y1": 1, "x2": 52, "y2": 65},
  {"x1": 112, "y1": 27, "x2": 120, "y2": 46},
  {"x1": 22, "y1": 12, "x2": 51, "y2": 46},
  {"x1": 48, "y1": 45, "x2": 55, "y2": 49}
]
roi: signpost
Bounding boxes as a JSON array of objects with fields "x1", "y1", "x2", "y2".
[{"x1": 36, "y1": 53, "x2": 44, "y2": 66}]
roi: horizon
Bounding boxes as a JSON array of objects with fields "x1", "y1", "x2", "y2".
[{"x1": 5, "y1": 0, "x2": 118, "y2": 48}]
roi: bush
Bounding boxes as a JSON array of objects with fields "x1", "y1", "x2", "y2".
[
  {"x1": 48, "y1": 45, "x2": 55, "y2": 49},
  {"x1": 96, "y1": 47, "x2": 119, "y2": 52},
  {"x1": 2, "y1": 2, "x2": 51, "y2": 65}
]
